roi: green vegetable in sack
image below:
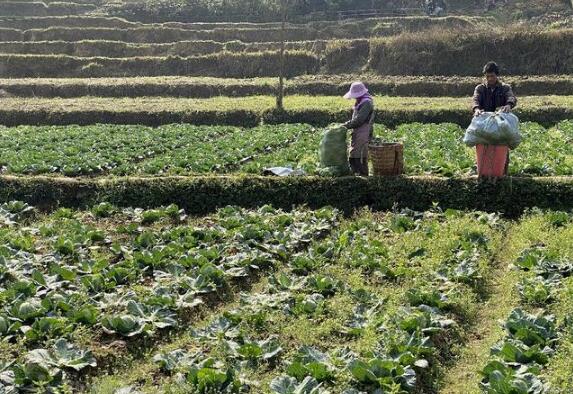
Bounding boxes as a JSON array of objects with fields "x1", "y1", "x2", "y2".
[{"x1": 318, "y1": 126, "x2": 350, "y2": 176}]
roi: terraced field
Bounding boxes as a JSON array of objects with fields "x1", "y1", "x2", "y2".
[
  {"x1": 0, "y1": 14, "x2": 495, "y2": 78},
  {"x1": 1, "y1": 1, "x2": 573, "y2": 393},
  {"x1": 0, "y1": 12, "x2": 569, "y2": 78}
]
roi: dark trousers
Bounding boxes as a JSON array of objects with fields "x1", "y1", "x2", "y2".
[{"x1": 349, "y1": 158, "x2": 368, "y2": 176}]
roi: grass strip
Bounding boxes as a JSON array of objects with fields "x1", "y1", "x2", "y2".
[
  {"x1": 0, "y1": 95, "x2": 572, "y2": 127},
  {"x1": 475, "y1": 212, "x2": 573, "y2": 392}
]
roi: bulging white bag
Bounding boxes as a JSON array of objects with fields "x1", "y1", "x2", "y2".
[{"x1": 463, "y1": 112, "x2": 522, "y2": 149}]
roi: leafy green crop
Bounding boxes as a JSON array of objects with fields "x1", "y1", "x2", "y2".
[
  {"x1": 0, "y1": 121, "x2": 571, "y2": 177},
  {"x1": 270, "y1": 376, "x2": 322, "y2": 394},
  {"x1": 480, "y1": 236, "x2": 573, "y2": 394},
  {"x1": 0, "y1": 202, "x2": 339, "y2": 392},
  {"x1": 26, "y1": 339, "x2": 96, "y2": 371},
  {"x1": 481, "y1": 308, "x2": 557, "y2": 393},
  {"x1": 287, "y1": 347, "x2": 335, "y2": 383},
  {"x1": 2, "y1": 201, "x2": 572, "y2": 393}
]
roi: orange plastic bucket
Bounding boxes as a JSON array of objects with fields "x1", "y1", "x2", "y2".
[{"x1": 476, "y1": 144, "x2": 508, "y2": 177}]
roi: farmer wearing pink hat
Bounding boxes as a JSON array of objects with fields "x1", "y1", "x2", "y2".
[{"x1": 343, "y1": 81, "x2": 375, "y2": 176}]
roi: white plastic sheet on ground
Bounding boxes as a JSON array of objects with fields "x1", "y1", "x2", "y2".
[
  {"x1": 262, "y1": 167, "x2": 306, "y2": 176},
  {"x1": 463, "y1": 112, "x2": 522, "y2": 149}
]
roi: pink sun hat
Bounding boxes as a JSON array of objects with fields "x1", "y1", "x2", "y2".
[{"x1": 343, "y1": 81, "x2": 369, "y2": 99}]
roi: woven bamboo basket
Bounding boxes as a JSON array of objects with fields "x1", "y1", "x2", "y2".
[{"x1": 369, "y1": 140, "x2": 404, "y2": 176}]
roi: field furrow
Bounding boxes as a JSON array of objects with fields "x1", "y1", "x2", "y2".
[
  {"x1": 438, "y1": 231, "x2": 520, "y2": 393},
  {"x1": 476, "y1": 213, "x2": 573, "y2": 393}
]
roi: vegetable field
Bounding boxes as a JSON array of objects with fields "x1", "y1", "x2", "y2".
[
  {"x1": 1, "y1": 1, "x2": 573, "y2": 393},
  {"x1": 0, "y1": 121, "x2": 571, "y2": 177},
  {"x1": 1, "y1": 202, "x2": 572, "y2": 393}
]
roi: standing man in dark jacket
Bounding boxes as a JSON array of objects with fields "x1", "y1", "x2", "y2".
[
  {"x1": 472, "y1": 61, "x2": 518, "y2": 175},
  {"x1": 472, "y1": 61, "x2": 517, "y2": 117}
]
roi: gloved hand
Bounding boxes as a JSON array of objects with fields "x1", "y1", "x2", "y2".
[
  {"x1": 473, "y1": 108, "x2": 484, "y2": 117},
  {"x1": 500, "y1": 105, "x2": 512, "y2": 113}
]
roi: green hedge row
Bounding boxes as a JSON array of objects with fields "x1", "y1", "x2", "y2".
[
  {"x1": 0, "y1": 52, "x2": 319, "y2": 78},
  {"x1": 4, "y1": 76, "x2": 573, "y2": 98},
  {"x1": 0, "y1": 106, "x2": 570, "y2": 128},
  {"x1": 1, "y1": 175, "x2": 572, "y2": 218}
]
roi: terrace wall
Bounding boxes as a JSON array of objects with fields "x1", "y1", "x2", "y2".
[
  {"x1": 370, "y1": 28, "x2": 573, "y2": 75},
  {"x1": 0, "y1": 52, "x2": 319, "y2": 78}
]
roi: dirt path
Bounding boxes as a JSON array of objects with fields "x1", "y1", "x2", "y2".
[{"x1": 438, "y1": 235, "x2": 519, "y2": 394}]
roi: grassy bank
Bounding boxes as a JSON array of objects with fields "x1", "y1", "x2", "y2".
[
  {"x1": 0, "y1": 52, "x2": 319, "y2": 78},
  {"x1": 0, "y1": 95, "x2": 570, "y2": 127},
  {"x1": 3, "y1": 75, "x2": 573, "y2": 98},
  {"x1": 370, "y1": 28, "x2": 573, "y2": 75}
]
